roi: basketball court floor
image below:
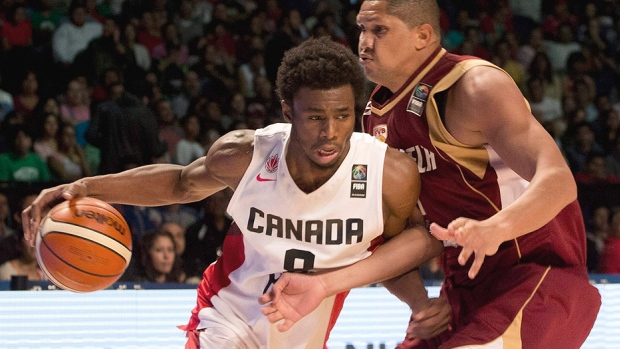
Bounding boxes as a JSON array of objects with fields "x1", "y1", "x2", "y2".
[{"x1": 0, "y1": 283, "x2": 617, "y2": 348}]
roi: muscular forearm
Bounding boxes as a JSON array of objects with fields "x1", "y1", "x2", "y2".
[
  {"x1": 319, "y1": 226, "x2": 443, "y2": 296},
  {"x1": 490, "y1": 164, "x2": 576, "y2": 242},
  {"x1": 382, "y1": 268, "x2": 430, "y2": 313},
  {"x1": 79, "y1": 162, "x2": 217, "y2": 206}
]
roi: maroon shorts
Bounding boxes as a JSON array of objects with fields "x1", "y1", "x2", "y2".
[{"x1": 398, "y1": 264, "x2": 601, "y2": 349}]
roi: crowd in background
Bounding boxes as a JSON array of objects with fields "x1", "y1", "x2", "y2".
[{"x1": 0, "y1": 0, "x2": 619, "y2": 285}]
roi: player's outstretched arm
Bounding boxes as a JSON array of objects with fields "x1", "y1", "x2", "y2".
[
  {"x1": 259, "y1": 224, "x2": 443, "y2": 332},
  {"x1": 22, "y1": 129, "x2": 254, "y2": 246},
  {"x1": 433, "y1": 66, "x2": 578, "y2": 279}
]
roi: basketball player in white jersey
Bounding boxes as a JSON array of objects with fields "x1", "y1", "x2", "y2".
[{"x1": 22, "y1": 37, "x2": 448, "y2": 348}]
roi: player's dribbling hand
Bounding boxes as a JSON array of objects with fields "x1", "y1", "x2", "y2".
[
  {"x1": 406, "y1": 296, "x2": 451, "y2": 340},
  {"x1": 21, "y1": 182, "x2": 86, "y2": 247},
  {"x1": 429, "y1": 219, "x2": 501, "y2": 279},
  {"x1": 258, "y1": 272, "x2": 328, "y2": 332}
]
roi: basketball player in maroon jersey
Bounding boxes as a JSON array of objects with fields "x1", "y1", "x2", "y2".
[{"x1": 262, "y1": 1, "x2": 601, "y2": 348}]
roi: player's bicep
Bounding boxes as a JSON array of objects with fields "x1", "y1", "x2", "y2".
[
  {"x1": 382, "y1": 148, "x2": 420, "y2": 239},
  {"x1": 179, "y1": 130, "x2": 254, "y2": 198},
  {"x1": 460, "y1": 69, "x2": 560, "y2": 181}
]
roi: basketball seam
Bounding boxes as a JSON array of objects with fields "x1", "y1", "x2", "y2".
[
  {"x1": 47, "y1": 216, "x2": 132, "y2": 254},
  {"x1": 40, "y1": 236, "x2": 125, "y2": 278}
]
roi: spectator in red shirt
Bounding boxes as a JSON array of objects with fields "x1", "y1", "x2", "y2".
[
  {"x1": 0, "y1": 3, "x2": 32, "y2": 50},
  {"x1": 574, "y1": 152, "x2": 620, "y2": 185}
]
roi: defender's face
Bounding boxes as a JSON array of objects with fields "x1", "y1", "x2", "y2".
[
  {"x1": 285, "y1": 86, "x2": 356, "y2": 169},
  {"x1": 357, "y1": 1, "x2": 418, "y2": 90}
]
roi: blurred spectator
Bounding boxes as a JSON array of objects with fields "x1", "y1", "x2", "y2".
[
  {"x1": 247, "y1": 75, "x2": 280, "y2": 123},
  {"x1": 264, "y1": 8, "x2": 304, "y2": 83},
  {"x1": 586, "y1": 205, "x2": 611, "y2": 272},
  {"x1": 10, "y1": 70, "x2": 43, "y2": 128},
  {"x1": 74, "y1": 17, "x2": 133, "y2": 89},
  {"x1": 86, "y1": 80, "x2": 167, "y2": 174},
  {"x1": 517, "y1": 26, "x2": 545, "y2": 71},
  {"x1": 137, "y1": 11, "x2": 164, "y2": 57},
  {"x1": 479, "y1": 0, "x2": 514, "y2": 47},
  {"x1": 134, "y1": 229, "x2": 184, "y2": 283},
  {"x1": 59, "y1": 78, "x2": 91, "y2": 146},
  {"x1": 237, "y1": 48, "x2": 267, "y2": 99},
  {"x1": 183, "y1": 189, "x2": 232, "y2": 282},
  {"x1": 30, "y1": 0, "x2": 64, "y2": 49},
  {"x1": 174, "y1": 0, "x2": 204, "y2": 46},
  {"x1": 152, "y1": 21, "x2": 190, "y2": 67},
  {"x1": 120, "y1": 21, "x2": 151, "y2": 73},
  {"x1": 573, "y1": 78, "x2": 599, "y2": 125},
  {"x1": 606, "y1": 136, "x2": 620, "y2": 177},
  {"x1": 0, "y1": 192, "x2": 16, "y2": 239},
  {"x1": 491, "y1": 39, "x2": 525, "y2": 89},
  {"x1": 454, "y1": 25, "x2": 490, "y2": 60},
  {"x1": 204, "y1": 19, "x2": 236, "y2": 58},
  {"x1": 544, "y1": 22, "x2": 581, "y2": 75},
  {"x1": 235, "y1": 10, "x2": 268, "y2": 64},
  {"x1": 159, "y1": 205, "x2": 198, "y2": 230},
  {"x1": 41, "y1": 96, "x2": 61, "y2": 116},
  {"x1": 599, "y1": 209, "x2": 620, "y2": 273},
  {"x1": 565, "y1": 122, "x2": 605, "y2": 173},
  {"x1": 0, "y1": 124, "x2": 51, "y2": 182},
  {"x1": 525, "y1": 51, "x2": 563, "y2": 101},
  {"x1": 91, "y1": 67, "x2": 122, "y2": 104},
  {"x1": 527, "y1": 77, "x2": 563, "y2": 125},
  {"x1": 1, "y1": 3, "x2": 33, "y2": 63},
  {"x1": 0, "y1": 194, "x2": 46, "y2": 281},
  {"x1": 191, "y1": 43, "x2": 237, "y2": 104},
  {"x1": 542, "y1": 0, "x2": 579, "y2": 39},
  {"x1": 225, "y1": 92, "x2": 248, "y2": 129},
  {"x1": 597, "y1": 109, "x2": 620, "y2": 153},
  {"x1": 162, "y1": 221, "x2": 186, "y2": 256},
  {"x1": 171, "y1": 70, "x2": 202, "y2": 119},
  {"x1": 33, "y1": 112, "x2": 61, "y2": 161},
  {"x1": 157, "y1": 43, "x2": 187, "y2": 97},
  {"x1": 0, "y1": 73, "x2": 14, "y2": 122},
  {"x1": 154, "y1": 98, "x2": 184, "y2": 163},
  {"x1": 563, "y1": 51, "x2": 596, "y2": 101},
  {"x1": 574, "y1": 152, "x2": 620, "y2": 184},
  {"x1": 442, "y1": 8, "x2": 470, "y2": 52},
  {"x1": 509, "y1": 0, "x2": 542, "y2": 26},
  {"x1": 84, "y1": 0, "x2": 105, "y2": 24},
  {"x1": 47, "y1": 122, "x2": 91, "y2": 182},
  {"x1": 175, "y1": 114, "x2": 204, "y2": 166},
  {"x1": 52, "y1": 0, "x2": 103, "y2": 67}
]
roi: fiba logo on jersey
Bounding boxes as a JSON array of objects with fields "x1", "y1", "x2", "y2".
[{"x1": 351, "y1": 164, "x2": 367, "y2": 198}]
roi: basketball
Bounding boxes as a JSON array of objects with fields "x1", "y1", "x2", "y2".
[{"x1": 35, "y1": 197, "x2": 132, "y2": 293}]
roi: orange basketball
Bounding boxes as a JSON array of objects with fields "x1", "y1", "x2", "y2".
[{"x1": 35, "y1": 197, "x2": 132, "y2": 293}]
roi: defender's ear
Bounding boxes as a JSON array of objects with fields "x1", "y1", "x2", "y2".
[{"x1": 414, "y1": 23, "x2": 436, "y2": 50}]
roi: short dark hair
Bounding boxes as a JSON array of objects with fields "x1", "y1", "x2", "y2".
[
  {"x1": 276, "y1": 37, "x2": 366, "y2": 106},
  {"x1": 381, "y1": 0, "x2": 440, "y2": 33}
]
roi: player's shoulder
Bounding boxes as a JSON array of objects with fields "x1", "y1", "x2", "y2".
[
  {"x1": 208, "y1": 129, "x2": 255, "y2": 162},
  {"x1": 457, "y1": 64, "x2": 515, "y2": 95},
  {"x1": 383, "y1": 147, "x2": 419, "y2": 186}
]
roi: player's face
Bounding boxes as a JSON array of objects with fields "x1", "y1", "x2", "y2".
[
  {"x1": 285, "y1": 86, "x2": 355, "y2": 170},
  {"x1": 357, "y1": 1, "x2": 419, "y2": 91},
  {"x1": 149, "y1": 236, "x2": 175, "y2": 276}
]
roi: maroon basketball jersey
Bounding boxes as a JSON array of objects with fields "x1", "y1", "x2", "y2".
[{"x1": 363, "y1": 48, "x2": 588, "y2": 286}]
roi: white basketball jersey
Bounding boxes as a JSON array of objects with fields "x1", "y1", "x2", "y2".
[{"x1": 196, "y1": 123, "x2": 387, "y2": 348}]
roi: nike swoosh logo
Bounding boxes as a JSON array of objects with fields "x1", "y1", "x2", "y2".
[{"x1": 256, "y1": 173, "x2": 276, "y2": 182}]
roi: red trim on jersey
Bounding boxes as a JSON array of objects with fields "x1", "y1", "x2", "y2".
[
  {"x1": 323, "y1": 291, "x2": 349, "y2": 348},
  {"x1": 180, "y1": 223, "x2": 246, "y2": 331}
]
